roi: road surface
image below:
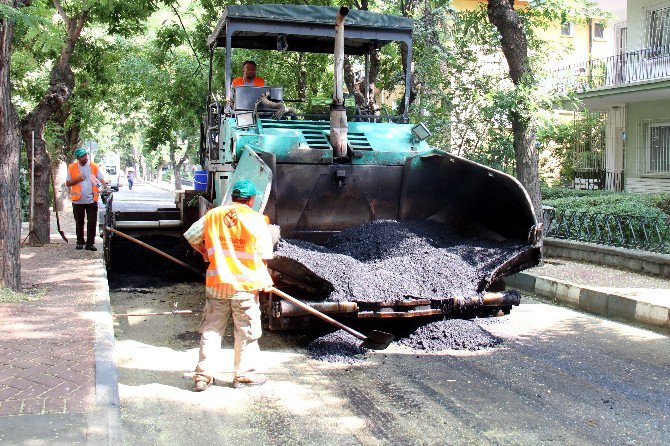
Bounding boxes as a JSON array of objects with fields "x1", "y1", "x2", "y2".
[{"x1": 108, "y1": 188, "x2": 670, "y2": 446}]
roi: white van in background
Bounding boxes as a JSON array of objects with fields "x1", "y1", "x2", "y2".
[{"x1": 99, "y1": 153, "x2": 122, "y2": 191}]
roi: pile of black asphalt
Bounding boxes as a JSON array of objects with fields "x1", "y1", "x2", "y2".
[
  {"x1": 306, "y1": 320, "x2": 502, "y2": 362},
  {"x1": 272, "y1": 220, "x2": 526, "y2": 303},
  {"x1": 397, "y1": 319, "x2": 502, "y2": 352},
  {"x1": 306, "y1": 330, "x2": 368, "y2": 364}
]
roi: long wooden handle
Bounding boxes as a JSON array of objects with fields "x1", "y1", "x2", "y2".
[
  {"x1": 270, "y1": 286, "x2": 366, "y2": 342},
  {"x1": 106, "y1": 226, "x2": 205, "y2": 279}
]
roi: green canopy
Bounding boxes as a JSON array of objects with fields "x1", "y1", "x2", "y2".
[{"x1": 207, "y1": 4, "x2": 413, "y2": 55}]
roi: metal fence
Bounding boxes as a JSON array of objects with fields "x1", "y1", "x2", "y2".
[
  {"x1": 544, "y1": 208, "x2": 670, "y2": 254},
  {"x1": 550, "y1": 44, "x2": 670, "y2": 94}
]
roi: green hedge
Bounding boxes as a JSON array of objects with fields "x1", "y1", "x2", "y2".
[{"x1": 542, "y1": 187, "x2": 670, "y2": 219}]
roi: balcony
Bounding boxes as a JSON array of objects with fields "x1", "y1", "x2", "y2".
[{"x1": 550, "y1": 45, "x2": 670, "y2": 104}]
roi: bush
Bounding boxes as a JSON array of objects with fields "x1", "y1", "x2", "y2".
[{"x1": 542, "y1": 187, "x2": 670, "y2": 218}]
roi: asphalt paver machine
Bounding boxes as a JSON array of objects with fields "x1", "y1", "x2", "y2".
[
  {"x1": 106, "y1": 5, "x2": 542, "y2": 328},
  {"x1": 197, "y1": 5, "x2": 542, "y2": 329}
]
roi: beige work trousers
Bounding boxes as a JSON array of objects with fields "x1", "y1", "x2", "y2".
[{"x1": 195, "y1": 292, "x2": 262, "y2": 379}]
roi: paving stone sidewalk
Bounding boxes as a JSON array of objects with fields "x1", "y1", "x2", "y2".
[{"x1": 0, "y1": 202, "x2": 118, "y2": 444}]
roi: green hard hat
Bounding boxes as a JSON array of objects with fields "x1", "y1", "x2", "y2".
[
  {"x1": 231, "y1": 179, "x2": 257, "y2": 198},
  {"x1": 74, "y1": 147, "x2": 87, "y2": 158}
]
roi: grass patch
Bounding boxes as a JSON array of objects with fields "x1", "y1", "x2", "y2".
[{"x1": 0, "y1": 285, "x2": 48, "y2": 304}]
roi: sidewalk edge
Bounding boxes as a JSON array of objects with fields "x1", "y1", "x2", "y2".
[
  {"x1": 90, "y1": 256, "x2": 122, "y2": 445},
  {"x1": 506, "y1": 273, "x2": 670, "y2": 330}
]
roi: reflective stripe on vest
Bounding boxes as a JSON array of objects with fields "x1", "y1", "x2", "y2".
[
  {"x1": 68, "y1": 162, "x2": 100, "y2": 202},
  {"x1": 206, "y1": 247, "x2": 257, "y2": 261},
  {"x1": 203, "y1": 203, "x2": 273, "y2": 291}
]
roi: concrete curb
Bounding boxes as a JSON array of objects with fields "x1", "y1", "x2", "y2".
[
  {"x1": 506, "y1": 272, "x2": 670, "y2": 331},
  {"x1": 86, "y1": 256, "x2": 122, "y2": 445},
  {"x1": 545, "y1": 237, "x2": 670, "y2": 277}
]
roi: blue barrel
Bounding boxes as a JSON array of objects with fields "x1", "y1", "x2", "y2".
[{"x1": 193, "y1": 170, "x2": 208, "y2": 191}]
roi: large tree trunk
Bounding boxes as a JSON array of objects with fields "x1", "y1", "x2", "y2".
[
  {"x1": 169, "y1": 143, "x2": 181, "y2": 191},
  {"x1": 0, "y1": 1, "x2": 24, "y2": 290},
  {"x1": 140, "y1": 154, "x2": 148, "y2": 181},
  {"x1": 396, "y1": 41, "x2": 418, "y2": 116},
  {"x1": 296, "y1": 53, "x2": 307, "y2": 102},
  {"x1": 343, "y1": 56, "x2": 365, "y2": 109},
  {"x1": 169, "y1": 142, "x2": 189, "y2": 191},
  {"x1": 487, "y1": 0, "x2": 542, "y2": 220},
  {"x1": 53, "y1": 103, "x2": 78, "y2": 212},
  {"x1": 19, "y1": 10, "x2": 86, "y2": 245},
  {"x1": 156, "y1": 160, "x2": 167, "y2": 182}
]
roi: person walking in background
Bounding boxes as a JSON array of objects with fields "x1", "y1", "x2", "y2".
[
  {"x1": 127, "y1": 171, "x2": 135, "y2": 190},
  {"x1": 184, "y1": 179, "x2": 274, "y2": 391},
  {"x1": 65, "y1": 147, "x2": 107, "y2": 251}
]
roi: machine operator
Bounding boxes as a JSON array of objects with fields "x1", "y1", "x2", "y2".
[{"x1": 232, "y1": 60, "x2": 265, "y2": 87}]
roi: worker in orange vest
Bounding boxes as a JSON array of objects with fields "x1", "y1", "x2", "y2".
[
  {"x1": 65, "y1": 147, "x2": 107, "y2": 251},
  {"x1": 232, "y1": 60, "x2": 265, "y2": 87},
  {"x1": 184, "y1": 179, "x2": 274, "y2": 391}
]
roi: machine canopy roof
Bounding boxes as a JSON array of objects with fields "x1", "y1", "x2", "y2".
[{"x1": 207, "y1": 4, "x2": 414, "y2": 55}]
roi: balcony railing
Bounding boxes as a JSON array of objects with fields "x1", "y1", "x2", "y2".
[{"x1": 550, "y1": 44, "x2": 670, "y2": 94}]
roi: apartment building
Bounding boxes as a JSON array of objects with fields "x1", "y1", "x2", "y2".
[{"x1": 557, "y1": 1, "x2": 670, "y2": 193}]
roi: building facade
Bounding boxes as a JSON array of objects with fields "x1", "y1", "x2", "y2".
[{"x1": 556, "y1": 0, "x2": 670, "y2": 193}]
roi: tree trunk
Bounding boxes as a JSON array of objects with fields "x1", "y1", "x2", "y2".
[
  {"x1": 140, "y1": 155, "x2": 148, "y2": 181},
  {"x1": 132, "y1": 146, "x2": 139, "y2": 178},
  {"x1": 396, "y1": 41, "x2": 417, "y2": 116},
  {"x1": 487, "y1": 0, "x2": 542, "y2": 220},
  {"x1": 53, "y1": 103, "x2": 78, "y2": 212},
  {"x1": 296, "y1": 53, "x2": 307, "y2": 102},
  {"x1": 343, "y1": 56, "x2": 365, "y2": 109},
  {"x1": 0, "y1": 2, "x2": 23, "y2": 290},
  {"x1": 367, "y1": 48, "x2": 381, "y2": 112},
  {"x1": 19, "y1": 12, "x2": 86, "y2": 245},
  {"x1": 170, "y1": 142, "x2": 190, "y2": 191},
  {"x1": 156, "y1": 160, "x2": 167, "y2": 182}
]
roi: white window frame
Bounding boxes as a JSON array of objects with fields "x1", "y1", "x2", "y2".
[
  {"x1": 593, "y1": 22, "x2": 605, "y2": 40},
  {"x1": 644, "y1": 121, "x2": 670, "y2": 175},
  {"x1": 561, "y1": 22, "x2": 573, "y2": 36}
]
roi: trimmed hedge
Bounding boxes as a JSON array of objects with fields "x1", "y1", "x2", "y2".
[{"x1": 542, "y1": 187, "x2": 670, "y2": 219}]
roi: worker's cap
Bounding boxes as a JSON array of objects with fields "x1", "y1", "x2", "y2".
[
  {"x1": 231, "y1": 179, "x2": 257, "y2": 198},
  {"x1": 74, "y1": 147, "x2": 87, "y2": 158}
]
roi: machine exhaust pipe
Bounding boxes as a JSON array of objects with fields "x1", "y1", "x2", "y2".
[{"x1": 330, "y1": 6, "x2": 349, "y2": 159}]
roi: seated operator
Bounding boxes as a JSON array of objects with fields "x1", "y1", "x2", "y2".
[{"x1": 232, "y1": 60, "x2": 265, "y2": 87}]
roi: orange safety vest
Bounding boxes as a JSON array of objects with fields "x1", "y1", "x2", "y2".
[
  {"x1": 204, "y1": 203, "x2": 273, "y2": 291},
  {"x1": 232, "y1": 76, "x2": 265, "y2": 87},
  {"x1": 68, "y1": 161, "x2": 100, "y2": 202}
]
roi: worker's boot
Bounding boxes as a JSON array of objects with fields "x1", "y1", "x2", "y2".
[
  {"x1": 232, "y1": 373, "x2": 267, "y2": 389},
  {"x1": 194, "y1": 373, "x2": 213, "y2": 392}
]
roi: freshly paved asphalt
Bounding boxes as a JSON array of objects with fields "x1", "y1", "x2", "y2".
[{"x1": 112, "y1": 285, "x2": 670, "y2": 445}]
